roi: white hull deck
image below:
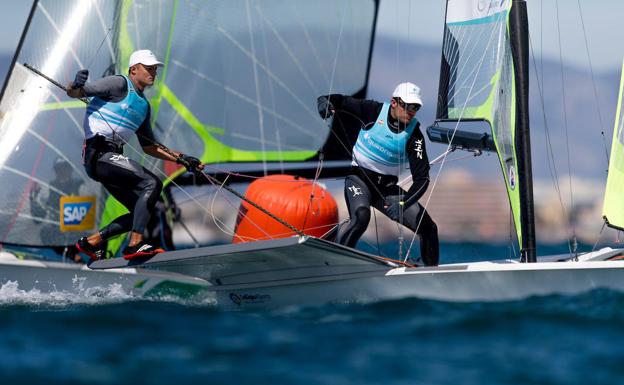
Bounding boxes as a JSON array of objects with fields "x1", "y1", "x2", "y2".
[
  {"x1": 0, "y1": 252, "x2": 210, "y2": 298},
  {"x1": 210, "y1": 257, "x2": 624, "y2": 309},
  {"x1": 90, "y1": 237, "x2": 624, "y2": 309}
]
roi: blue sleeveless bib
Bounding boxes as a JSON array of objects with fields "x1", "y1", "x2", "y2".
[
  {"x1": 84, "y1": 75, "x2": 149, "y2": 144},
  {"x1": 352, "y1": 102, "x2": 418, "y2": 176}
]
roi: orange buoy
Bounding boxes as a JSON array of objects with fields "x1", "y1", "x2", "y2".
[{"x1": 232, "y1": 175, "x2": 338, "y2": 243}]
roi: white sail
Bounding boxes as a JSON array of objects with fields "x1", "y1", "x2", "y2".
[{"x1": 0, "y1": 0, "x2": 377, "y2": 249}]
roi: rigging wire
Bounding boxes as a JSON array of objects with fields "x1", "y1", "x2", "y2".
[
  {"x1": 591, "y1": 220, "x2": 607, "y2": 253},
  {"x1": 207, "y1": 175, "x2": 240, "y2": 238},
  {"x1": 301, "y1": 151, "x2": 325, "y2": 233},
  {"x1": 576, "y1": 0, "x2": 610, "y2": 170},
  {"x1": 85, "y1": 26, "x2": 114, "y2": 72},
  {"x1": 245, "y1": 0, "x2": 268, "y2": 176},
  {"x1": 393, "y1": 0, "x2": 413, "y2": 259},
  {"x1": 554, "y1": 0, "x2": 578, "y2": 255},
  {"x1": 576, "y1": 0, "x2": 616, "y2": 250},
  {"x1": 372, "y1": 208, "x2": 382, "y2": 257},
  {"x1": 527, "y1": 22, "x2": 573, "y2": 254}
]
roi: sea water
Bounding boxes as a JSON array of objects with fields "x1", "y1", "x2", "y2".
[{"x1": 2, "y1": 243, "x2": 624, "y2": 385}]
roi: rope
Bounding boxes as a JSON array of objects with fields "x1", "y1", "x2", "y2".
[
  {"x1": 206, "y1": 173, "x2": 275, "y2": 240},
  {"x1": 203, "y1": 173, "x2": 306, "y2": 236}
]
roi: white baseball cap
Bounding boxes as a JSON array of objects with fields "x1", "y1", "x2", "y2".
[
  {"x1": 392, "y1": 82, "x2": 423, "y2": 106},
  {"x1": 128, "y1": 49, "x2": 164, "y2": 68}
]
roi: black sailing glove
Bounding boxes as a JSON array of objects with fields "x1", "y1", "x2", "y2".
[
  {"x1": 177, "y1": 154, "x2": 202, "y2": 174},
  {"x1": 317, "y1": 96, "x2": 334, "y2": 119},
  {"x1": 73, "y1": 69, "x2": 89, "y2": 89}
]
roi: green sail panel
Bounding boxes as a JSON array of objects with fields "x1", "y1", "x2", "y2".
[
  {"x1": 603, "y1": 58, "x2": 624, "y2": 230},
  {"x1": 438, "y1": 0, "x2": 522, "y2": 245}
]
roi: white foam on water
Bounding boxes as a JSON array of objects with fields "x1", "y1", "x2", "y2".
[
  {"x1": 0, "y1": 280, "x2": 136, "y2": 307},
  {"x1": 152, "y1": 292, "x2": 218, "y2": 307}
]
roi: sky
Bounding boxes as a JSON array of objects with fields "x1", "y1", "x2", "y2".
[
  {"x1": 376, "y1": 0, "x2": 624, "y2": 73},
  {"x1": 1, "y1": 1, "x2": 623, "y2": 70},
  {"x1": 0, "y1": 1, "x2": 32, "y2": 55}
]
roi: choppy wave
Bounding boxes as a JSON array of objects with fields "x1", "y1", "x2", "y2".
[
  {"x1": 2, "y1": 289, "x2": 624, "y2": 384},
  {"x1": 0, "y1": 280, "x2": 136, "y2": 307},
  {"x1": 0, "y1": 279, "x2": 221, "y2": 309}
]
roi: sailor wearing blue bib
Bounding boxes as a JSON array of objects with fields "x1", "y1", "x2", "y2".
[
  {"x1": 67, "y1": 49, "x2": 204, "y2": 261},
  {"x1": 83, "y1": 75, "x2": 149, "y2": 144},
  {"x1": 317, "y1": 82, "x2": 439, "y2": 266}
]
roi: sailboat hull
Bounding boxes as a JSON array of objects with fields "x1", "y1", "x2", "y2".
[
  {"x1": 209, "y1": 259, "x2": 624, "y2": 309},
  {"x1": 89, "y1": 237, "x2": 624, "y2": 309}
]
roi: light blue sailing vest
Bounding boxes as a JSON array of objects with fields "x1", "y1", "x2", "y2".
[
  {"x1": 83, "y1": 75, "x2": 149, "y2": 144},
  {"x1": 352, "y1": 102, "x2": 418, "y2": 176}
]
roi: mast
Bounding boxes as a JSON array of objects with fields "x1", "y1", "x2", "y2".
[
  {"x1": 0, "y1": 0, "x2": 38, "y2": 102},
  {"x1": 509, "y1": 0, "x2": 536, "y2": 262}
]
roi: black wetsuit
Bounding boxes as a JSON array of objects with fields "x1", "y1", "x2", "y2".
[
  {"x1": 81, "y1": 76, "x2": 162, "y2": 240},
  {"x1": 322, "y1": 94, "x2": 439, "y2": 266}
]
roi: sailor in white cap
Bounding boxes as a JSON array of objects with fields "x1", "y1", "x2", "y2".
[
  {"x1": 317, "y1": 82, "x2": 439, "y2": 266},
  {"x1": 66, "y1": 50, "x2": 204, "y2": 260}
]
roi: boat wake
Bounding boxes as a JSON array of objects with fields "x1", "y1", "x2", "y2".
[
  {"x1": 0, "y1": 280, "x2": 135, "y2": 307},
  {"x1": 0, "y1": 279, "x2": 219, "y2": 308}
]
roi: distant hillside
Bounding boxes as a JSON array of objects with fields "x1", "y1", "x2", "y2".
[{"x1": 368, "y1": 35, "x2": 620, "y2": 181}]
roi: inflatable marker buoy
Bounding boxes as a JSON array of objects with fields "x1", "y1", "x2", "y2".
[{"x1": 232, "y1": 175, "x2": 338, "y2": 243}]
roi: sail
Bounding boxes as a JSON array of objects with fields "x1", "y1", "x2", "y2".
[
  {"x1": 435, "y1": 0, "x2": 527, "y2": 250},
  {"x1": 0, "y1": 0, "x2": 377, "y2": 249},
  {"x1": 603, "y1": 58, "x2": 624, "y2": 230}
]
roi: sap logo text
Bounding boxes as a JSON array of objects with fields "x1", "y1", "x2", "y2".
[
  {"x1": 60, "y1": 196, "x2": 96, "y2": 232},
  {"x1": 63, "y1": 203, "x2": 92, "y2": 225}
]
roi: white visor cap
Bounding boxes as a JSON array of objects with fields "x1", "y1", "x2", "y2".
[
  {"x1": 128, "y1": 50, "x2": 164, "y2": 68},
  {"x1": 392, "y1": 82, "x2": 423, "y2": 106}
]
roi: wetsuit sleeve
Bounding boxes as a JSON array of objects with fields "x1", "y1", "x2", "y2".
[
  {"x1": 404, "y1": 123, "x2": 430, "y2": 205},
  {"x1": 136, "y1": 106, "x2": 157, "y2": 147},
  {"x1": 323, "y1": 94, "x2": 383, "y2": 130},
  {"x1": 81, "y1": 75, "x2": 128, "y2": 102}
]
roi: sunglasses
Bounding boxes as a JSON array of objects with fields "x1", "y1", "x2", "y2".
[{"x1": 394, "y1": 98, "x2": 420, "y2": 112}]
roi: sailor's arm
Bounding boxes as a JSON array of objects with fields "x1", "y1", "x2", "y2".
[
  {"x1": 404, "y1": 126, "x2": 431, "y2": 206},
  {"x1": 67, "y1": 72, "x2": 126, "y2": 100},
  {"x1": 317, "y1": 94, "x2": 382, "y2": 129},
  {"x1": 137, "y1": 118, "x2": 204, "y2": 172},
  {"x1": 142, "y1": 144, "x2": 204, "y2": 173}
]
